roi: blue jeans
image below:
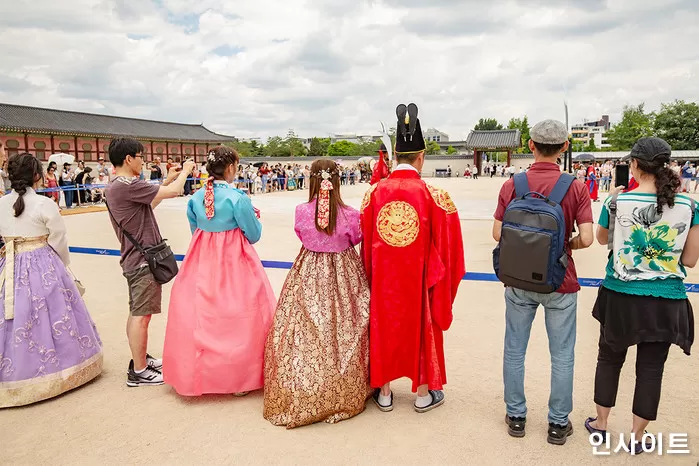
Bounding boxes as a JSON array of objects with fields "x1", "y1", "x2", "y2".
[
  {"x1": 503, "y1": 287, "x2": 577, "y2": 425},
  {"x1": 63, "y1": 188, "x2": 74, "y2": 208}
]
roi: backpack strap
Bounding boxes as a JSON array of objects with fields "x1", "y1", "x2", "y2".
[
  {"x1": 548, "y1": 173, "x2": 575, "y2": 205},
  {"x1": 607, "y1": 193, "x2": 620, "y2": 252},
  {"x1": 690, "y1": 197, "x2": 696, "y2": 224},
  {"x1": 513, "y1": 173, "x2": 529, "y2": 198}
]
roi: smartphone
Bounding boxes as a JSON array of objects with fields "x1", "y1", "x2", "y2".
[{"x1": 615, "y1": 164, "x2": 629, "y2": 188}]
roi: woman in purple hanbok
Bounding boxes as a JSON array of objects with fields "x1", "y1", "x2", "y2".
[{"x1": 0, "y1": 153, "x2": 102, "y2": 408}]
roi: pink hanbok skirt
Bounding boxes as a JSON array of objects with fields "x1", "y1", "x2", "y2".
[{"x1": 163, "y1": 229, "x2": 275, "y2": 396}]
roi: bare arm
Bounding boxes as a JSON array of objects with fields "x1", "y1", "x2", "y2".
[
  {"x1": 151, "y1": 161, "x2": 195, "y2": 209},
  {"x1": 570, "y1": 222, "x2": 594, "y2": 249},
  {"x1": 596, "y1": 223, "x2": 609, "y2": 246},
  {"x1": 681, "y1": 225, "x2": 699, "y2": 268},
  {"x1": 492, "y1": 219, "x2": 502, "y2": 242}
]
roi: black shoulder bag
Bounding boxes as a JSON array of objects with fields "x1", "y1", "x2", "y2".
[{"x1": 106, "y1": 201, "x2": 179, "y2": 284}]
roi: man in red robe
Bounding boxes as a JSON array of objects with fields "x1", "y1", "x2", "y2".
[
  {"x1": 361, "y1": 103, "x2": 465, "y2": 413},
  {"x1": 370, "y1": 143, "x2": 390, "y2": 185}
]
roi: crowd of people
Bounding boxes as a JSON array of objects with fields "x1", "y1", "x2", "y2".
[
  {"x1": 28, "y1": 154, "x2": 377, "y2": 210},
  {"x1": 0, "y1": 112, "x2": 697, "y2": 456}
]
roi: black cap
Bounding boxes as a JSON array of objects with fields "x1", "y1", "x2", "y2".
[
  {"x1": 395, "y1": 103, "x2": 426, "y2": 154},
  {"x1": 623, "y1": 137, "x2": 671, "y2": 162},
  {"x1": 378, "y1": 143, "x2": 388, "y2": 153}
]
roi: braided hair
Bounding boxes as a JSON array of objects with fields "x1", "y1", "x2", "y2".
[
  {"x1": 8, "y1": 152, "x2": 44, "y2": 217},
  {"x1": 206, "y1": 146, "x2": 240, "y2": 181}
]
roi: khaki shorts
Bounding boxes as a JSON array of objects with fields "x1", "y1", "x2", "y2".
[{"x1": 124, "y1": 265, "x2": 162, "y2": 316}]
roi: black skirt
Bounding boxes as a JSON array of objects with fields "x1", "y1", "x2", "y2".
[{"x1": 592, "y1": 286, "x2": 694, "y2": 356}]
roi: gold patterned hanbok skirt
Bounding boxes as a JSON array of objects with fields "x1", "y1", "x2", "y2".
[{"x1": 263, "y1": 247, "x2": 371, "y2": 428}]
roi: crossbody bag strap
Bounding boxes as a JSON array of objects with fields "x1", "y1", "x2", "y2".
[
  {"x1": 607, "y1": 193, "x2": 620, "y2": 252},
  {"x1": 105, "y1": 200, "x2": 148, "y2": 255}
]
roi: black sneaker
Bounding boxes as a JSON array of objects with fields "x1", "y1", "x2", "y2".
[
  {"x1": 548, "y1": 422, "x2": 574, "y2": 445},
  {"x1": 505, "y1": 415, "x2": 526, "y2": 438},
  {"x1": 127, "y1": 360, "x2": 164, "y2": 387}
]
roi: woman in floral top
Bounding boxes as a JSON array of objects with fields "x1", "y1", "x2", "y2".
[{"x1": 585, "y1": 138, "x2": 699, "y2": 454}]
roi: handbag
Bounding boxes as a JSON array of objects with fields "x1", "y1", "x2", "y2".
[
  {"x1": 67, "y1": 266, "x2": 86, "y2": 296},
  {"x1": 106, "y1": 202, "x2": 179, "y2": 285}
]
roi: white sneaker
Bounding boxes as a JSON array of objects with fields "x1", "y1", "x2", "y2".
[
  {"x1": 146, "y1": 353, "x2": 162, "y2": 371},
  {"x1": 127, "y1": 360, "x2": 164, "y2": 387}
]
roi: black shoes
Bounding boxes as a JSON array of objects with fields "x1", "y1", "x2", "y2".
[
  {"x1": 505, "y1": 415, "x2": 526, "y2": 438},
  {"x1": 547, "y1": 422, "x2": 574, "y2": 445}
]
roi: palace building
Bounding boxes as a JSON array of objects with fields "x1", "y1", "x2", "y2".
[{"x1": 0, "y1": 103, "x2": 234, "y2": 163}]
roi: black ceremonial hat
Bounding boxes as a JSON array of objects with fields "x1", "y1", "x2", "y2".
[{"x1": 395, "y1": 103, "x2": 426, "y2": 154}]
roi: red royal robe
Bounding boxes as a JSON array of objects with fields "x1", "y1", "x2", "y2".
[
  {"x1": 370, "y1": 153, "x2": 390, "y2": 185},
  {"x1": 360, "y1": 170, "x2": 465, "y2": 391}
]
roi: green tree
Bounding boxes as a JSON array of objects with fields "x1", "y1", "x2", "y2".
[
  {"x1": 507, "y1": 116, "x2": 531, "y2": 153},
  {"x1": 584, "y1": 137, "x2": 597, "y2": 152},
  {"x1": 327, "y1": 140, "x2": 355, "y2": 158},
  {"x1": 446, "y1": 145, "x2": 457, "y2": 154},
  {"x1": 264, "y1": 136, "x2": 290, "y2": 157},
  {"x1": 308, "y1": 137, "x2": 327, "y2": 157},
  {"x1": 249, "y1": 140, "x2": 264, "y2": 157},
  {"x1": 425, "y1": 140, "x2": 441, "y2": 155},
  {"x1": 605, "y1": 104, "x2": 654, "y2": 150},
  {"x1": 285, "y1": 129, "x2": 307, "y2": 157},
  {"x1": 653, "y1": 100, "x2": 699, "y2": 150},
  {"x1": 474, "y1": 118, "x2": 504, "y2": 131}
]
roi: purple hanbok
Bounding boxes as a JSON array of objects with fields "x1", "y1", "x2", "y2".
[{"x1": 1, "y1": 189, "x2": 102, "y2": 408}]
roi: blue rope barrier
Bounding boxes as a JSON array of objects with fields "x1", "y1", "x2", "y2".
[{"x1": 65, "y1": 246, "x2": 699, "y2": 293}]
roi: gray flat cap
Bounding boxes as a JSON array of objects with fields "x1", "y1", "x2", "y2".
[{"x1": 530, "y1": 119, "x2": 568, "y2": 144}]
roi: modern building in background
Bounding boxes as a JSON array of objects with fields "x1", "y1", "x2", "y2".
[
  {"x1": 0, "y1": 103, "x2": 234, "y2": 163},
  {"x1": 423, "y1": 128, "x2": 449, "y2": 143},
  {"x1": 571, "y1": 115, "x2": 611, "y2": 148}
]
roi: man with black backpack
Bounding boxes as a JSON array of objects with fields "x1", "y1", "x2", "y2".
[{"x1": 492, "y1": 119, "x2": 594, "y2": 446}]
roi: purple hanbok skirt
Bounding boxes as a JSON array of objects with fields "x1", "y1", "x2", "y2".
[{"x1": 0, "y1": 240, "x2": 103, "y2": 408}]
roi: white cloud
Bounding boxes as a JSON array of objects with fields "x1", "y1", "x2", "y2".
[{"x1": 0, "y1": 0, "x2": 697, "y2": 140}]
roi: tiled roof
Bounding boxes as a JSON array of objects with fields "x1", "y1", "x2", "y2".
[
  {"x1": 0, "y1": 103, "x2": 234, "y2": 142},
  {"x1": 465, "y1": 129, "x2": 521, "y2": 150}
]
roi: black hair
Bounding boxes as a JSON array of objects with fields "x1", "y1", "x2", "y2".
[
  {"x1": 533, "y1": 141, "x2": 566, "y2": 157},
  {"x1": 633, "y1": 156, "x2": 680, "y2": 214},
  {"x1": 206, "y1": 146, "x2": 240, "y2": 180},
  {"x1": 396, "y1": 151, "x2": 421, "y2": 165},
  {"x1": 108, "y1": 137, "x2": 144, "y2": 167},
  {"x1": 8, "y1": 152, "x2": 44, "y2": 217}
]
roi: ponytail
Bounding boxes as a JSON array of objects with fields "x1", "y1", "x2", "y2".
[
  {"x1": 8, "y1": 153, "x2": 43, "y2": 217},
  {"x1": 634, "y1": 157, "x2": 680, "y2": 214}
]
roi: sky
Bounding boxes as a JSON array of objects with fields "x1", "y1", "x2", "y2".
[{"x1": 0, "y1": 0, "x2": 697, "y2": 141}]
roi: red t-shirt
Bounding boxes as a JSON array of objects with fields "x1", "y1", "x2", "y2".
[{"x1": 494, "y1": 162, "x2": 593, "y2": 293}]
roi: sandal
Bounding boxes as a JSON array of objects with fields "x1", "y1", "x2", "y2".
[
  {"x1": 372, "y1": 389, "x2": 393, "y2": 412},
  {"x1": 414, "y1": 390, "x2": 445, "y2": 413}
]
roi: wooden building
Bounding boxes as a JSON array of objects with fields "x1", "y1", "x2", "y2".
[
  {"x1": 0, "y1": 103, "x2": 234, "y2": 163},
  {"x1": 465, "y1": 129, "x2": 522, "y2": 173}
]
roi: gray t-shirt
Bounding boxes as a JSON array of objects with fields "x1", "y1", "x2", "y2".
[{"x1": 106, "y1": 176, "x2": 161, "y2": 273}]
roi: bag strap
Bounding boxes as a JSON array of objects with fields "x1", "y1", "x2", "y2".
[
  {"x1": 548, "y1": 173, "x2": 575, "y2": 205},
  {"x1": 690, "y1": 197, "x2": 696, "y2": 224},
  {"x1": 513, "y1": 173, "x2": 529, "y2": 198},
  {"x1": 105, "y1": 200, "x2": 147, "y2": 255},
  {"x1": 607, "y1": 193, "x2": 620, "y2": 252}
]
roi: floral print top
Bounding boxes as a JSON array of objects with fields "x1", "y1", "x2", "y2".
[{"x1": 599, "y1": 192, "x2": 699, "y2": 299}]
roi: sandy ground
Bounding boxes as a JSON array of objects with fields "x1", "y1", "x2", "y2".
[{"x1": 4, "y1": 177, "x2": 699, "y2": 466}]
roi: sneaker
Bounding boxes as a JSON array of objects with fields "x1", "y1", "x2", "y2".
[
  {"x1": 413, "y1": 390, "x2": 445, "y2": 413},
  {"x1": 372, "y1": 388, "x2": 394, "y2": 412},
  {"x1": 547, "y1": 422, "x2": 574, "y2": 445},
  {"x1": 147, "y1": 354, "x2": 162, "y2": 371},
  {"x1": 505, "y1": 415, "x2": 526, "y2": 438},
  {"x1": 127, "y1": 360, "x2": 164, "y2": 387}
]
